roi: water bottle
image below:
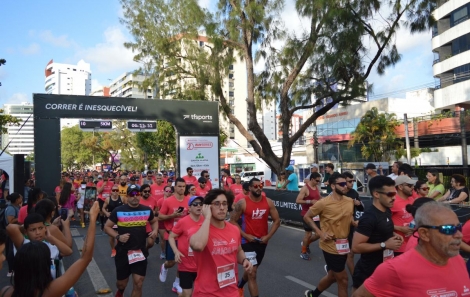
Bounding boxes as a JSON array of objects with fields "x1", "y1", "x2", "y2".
[
  {"x1": 65, "y1": 287, "x2": 75, "y2": 297},
  {"x1": 409, "y1": 220, "x2": 416, "y2": 229},
  {"x1": 50, "y1": 260, "x2": 56, "y2": 280}
]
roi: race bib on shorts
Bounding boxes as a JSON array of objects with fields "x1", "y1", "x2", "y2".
[
  {"x1": 313, "y1": 215, "x2": 320, "y2": 222},
  {"x1": 127, "y1": 250, "x2": 146, "y2": 264},
  {"x1": 335, "y1": 239, "x2": 350, "y2": 255},
  {"x1": 245, "y1": 251, "x2": 258, "y2": 265},
  {"x1": 217, "y1": 263, "x2": 236, "y2": 288},
  {"x1": 383, "y1": 249, "x2": 394, "y2": 262}
]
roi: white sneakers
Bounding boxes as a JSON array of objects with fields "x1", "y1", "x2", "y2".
[{"x1": 159, "y1": 263, "x2": 168, "y2": 282}]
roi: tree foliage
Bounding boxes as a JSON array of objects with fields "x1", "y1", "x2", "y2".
[
  {"x1": 349, "y1": 107, "x2": 402, "y2": 162},
  {"x1": 61, "y1": 125, "x2": 95, "y2": 170},
  {"x1": 120, "y1": 0, "x2": 435, "y2": 174},
  {"x1": 136, "y1": 120, "x2": 177, "y2": 169}
]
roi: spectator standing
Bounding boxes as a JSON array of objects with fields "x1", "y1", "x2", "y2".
[{"x1": 280, "y1": 165, "x2": 299, "y2": 191}]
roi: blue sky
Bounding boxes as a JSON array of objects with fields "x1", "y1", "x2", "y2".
[{"x1": 0, "y1": 0, "x2": 434, "y2": 106}]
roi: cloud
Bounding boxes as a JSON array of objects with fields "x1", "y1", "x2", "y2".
[
  {"x1": 19, "y1": 43, "x2": 40, "y2": 55},
  {"x1": 394, "y1": 29, "x2": 431, "y2": 53},
  {"x1": 1, "y1": 93, "x2": 30, "y2": 105},
  {"x1": 91, "y1": 79, "x2": 104, "y2": 92},
  {"x1": 34, "y1": 30, "x2": 76, "y2": 48},
  {"x1": 76, "y1": 26, "x2": 140, "y2": 74}
]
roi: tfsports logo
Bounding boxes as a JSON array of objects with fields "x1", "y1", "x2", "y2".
[
  {"x1": 183, "y1": 114, "x2": 213, "y2": 120},
  {"x1": 183, "y1": 115, "x2": 190, "y2": 119}
]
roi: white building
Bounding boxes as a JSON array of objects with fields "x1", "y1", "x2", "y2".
[
  {"x1": 109, "y1": 72, "x2": 156, "y2": 99},
  {"x1": 1, "y1": 102, "x2": 34, "y2": 155},
  {"x1": 432, "y1": 0, "x2": 470, "y2": 110},
  {"x1": 256, "y1": 100, "x2": 277, "y2": 141},
  {"x1": 44, "y1": 59, "x2": 91, "y2": 95}
]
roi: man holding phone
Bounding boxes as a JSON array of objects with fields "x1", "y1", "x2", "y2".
[{"x1": 158, "y1": 178, "x2": 190, "y2": 294}]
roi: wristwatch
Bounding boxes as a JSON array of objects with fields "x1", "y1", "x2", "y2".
[
  {"x1": 380, "y1": 242, "x2": 386, "y2": 250},
  {"x1": 115, "y1": 235, "x2": 121, "y2": 242}
]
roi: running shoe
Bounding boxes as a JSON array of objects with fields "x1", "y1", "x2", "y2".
[
  {"x1": 300, "y1": 253, "x2": 311, "y2": 261},
  {"x1": 6, "y1": 272, "x2": 13, "y2": 277},
  {"x1": 160, "y1": 252, "x2": 166, "y2": 259},
  {"x1": 159, "y1": 263, "x2": 168, "y2": 282},
  {"x1": 238, "y1": 287, "x2": 244, "y2": 297},
  {"x1": 111, "y1": 249, "x2": 116, "y2": 258},
  {"x1": 172, "y1": 283, "x2": 183, "y2": 294},
  {"x1": 304, "y1": 290, "x2": 314, "y2": 297}
]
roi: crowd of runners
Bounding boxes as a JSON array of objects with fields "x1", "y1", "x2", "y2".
[{"x1": 0, "y1": 163, "x2": 468, "y2": 297}]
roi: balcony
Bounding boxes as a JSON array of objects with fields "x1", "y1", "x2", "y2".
[
  {"x1": 433, "y1": 50, "x2": 470, "y2": 76},
  {"x1": 432, "y1": 19, "x2": 470, "y2": 50},
  {"x1": 433, "y1": 0, "x2": 469, "y2": 20},
  {"x1": 434, "y1": 78, "x2": 470, "y2": 109}
]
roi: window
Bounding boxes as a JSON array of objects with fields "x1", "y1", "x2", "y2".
[
  {"x1": 454, "y1": 63, "x2": 470, "y2": 83},
  {"x1": 229, "y1": 91, "x2": 234, "y2": 97},
  {"x1": 199, "y1": 41, "x2": 204, "y2": 47},
  {"x1": 229, "y1": 65, "x2": 234, "y2": 70},
  {"x1": 229, "y1": 74, "x2": 234, "y2": 79},
  {"x1": 451, "y1": 33, "x2": 470, "y2": 55},
  {"x1": 451, "y1": 5, "x2": 469, "y2": 26}
]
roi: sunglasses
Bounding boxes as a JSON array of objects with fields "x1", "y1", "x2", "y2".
[
  {"x1": 112, "y1": 189, "x2": 119, "y2": 192},
  {"x1": 252, "y1": 184, "x2": 263, "y2": 189},
  {"x1": 128, "y1": 192, "x2": 140, "y2": 197},
  {"x1": 188, "y1": 171, "x2": 193, "y2": 173},
  {"x1": 205, "y1": 175, "x2": 210, "y2": 178},
  {"x1": 420, "y1": 187, "x2": 430, "y2": 191},
  {"x1": 335, "y1": 182, "x2": 347, "y2": 187},
  {"x1": 377, "y1": 191, "x2": 397, "y2": 197},
  {"x1": 165, "y1": 190, "x2": 172, "y2": 193},
  {"x1": 191, "y1": 202, "x2": 203, "y2": 207},
  {"x1": 142, "y1": 190, "x2": 151, "y2": 193},
  {"x1": 315, "y1": 179, "x2": 321, "y2": 182},
  {"x1": 200, "y1": 182, "x2": 206, "y2": 184},
  {"x1": 420, "y1": 223, "x2": 463, "y2": 235}
]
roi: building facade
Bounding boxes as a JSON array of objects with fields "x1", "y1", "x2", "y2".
[
  {"x1": 44, "y1": 59, "x2": 92, "y2": 95},
  {"x1": 432, "y1": 0, "x2": 470, "y2": 110},
  {"x1": 1, "y1": 102, "x2": 34, "y2": 155},
  {"x1": 109, "y1": 72, "x2": 156, "y2": 99}
]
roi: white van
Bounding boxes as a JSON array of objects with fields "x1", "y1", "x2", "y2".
[{"x1": 239, "y1": 171, "x2": 265, "y2": 183}]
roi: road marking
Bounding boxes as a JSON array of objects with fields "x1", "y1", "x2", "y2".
[
  {"x1": 285, "y1": 275, "x2": 337, "y2": 297},
  {"x1": 71, "y1": 228, "x2": 113, "y2": 297},
  {"x1": 280, "y1": 224, "x2": 305, "y2": 232}
]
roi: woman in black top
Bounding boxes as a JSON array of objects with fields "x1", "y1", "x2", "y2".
[{"x1": 438, "y1": 174, "x2": 469, "y2": 204}]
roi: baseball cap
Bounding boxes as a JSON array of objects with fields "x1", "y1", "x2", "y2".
[
  {"x1": 188, "y1": 196, "x2": 204, "y2": 206},
  {"x1": 198, "y1": 177, "x2": 207, "y2": 183},
  {"x1": 285, "y1": 165, "x2": 294, "y2": 171},
  {"x1": 97, "y1": 175, "x2": 103, "y2": 179},
  {"x1": 395, "y1": 175, "x2": 417, "y2": 186},
  {"x1": 130, "y1": 176, "x2": 137, "y2": 181},
  {"x1": 365, "y1": 163, "x2": 376, "y2": 170},
  {"x1": 127, "y1": 184, "x2": 141, "y2": 194},
  {"x1": 310, "y1": 163, "x2": 319, "y2": 169}
]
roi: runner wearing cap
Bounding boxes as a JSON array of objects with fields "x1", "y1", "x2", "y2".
[
  {"x1": 104, "y1": 184, "x2": 159, "y2": 297},
  {"x1": 195, "y1": 177, "x2": 210, "y2": 198},
  {"x1": 391, "y1": 175, "x2": 416, "y2": 256},
  {"x1": 168, "y1": 196, "x2": 204, "y2": 297}
]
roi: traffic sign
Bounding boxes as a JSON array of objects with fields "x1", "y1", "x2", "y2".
[
  {"x1": 127, "y1": 121, "x2": 157, "y2": 132},
  {"x1": 79, "y1": 120, "x2": 113, "y2": 131}
]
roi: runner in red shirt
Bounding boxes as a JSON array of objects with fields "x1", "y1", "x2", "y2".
[
  {"x1": 234, "y1": 183, "x2": 250, "y2": 204},
  {"x1": 158, "y1": 178, "x2": 190, "y2": 294},
  {"x1": 156, "y1": 185, "x2": 173, "y2": 260},
  {"x1": 353, "y1": 203, "x2": 469, "y2": 297},
  {"x1": 195, "y1": 177, "x2": 210, "y2": 198},
  {"x1": 150, "y1": 173, "x2": 166, "y2": 202},
  {"x1": 391, "y1": 176, "x2": 416, "y2": 256},
  {"x1": 230, "y1": 178, "x2": 281, "y2": 297},
  {"x1": 168, "y1": 196, "x2": 204, "y2": 297},
  {"x1": 229, "y1": 175, "x2": 243, "y2": 196},
  {"x1": 97, "y1": 173, "x2": 114, "y2": 231},
  {"x1": 182, "y1": 167, "x2": 198, "y2": 186},
  {"x1": 221, "y1": 169, "x2": 234, "y2": 191},
  {"x1": 189, "y1": 189, "x2": 253, "y2": 297},
  {"x1": 139, "y1": 184, "x2": 158, "y2": 250},
  {"x1": 200, "y1": 170, "x2": 212, "y2": 190}
]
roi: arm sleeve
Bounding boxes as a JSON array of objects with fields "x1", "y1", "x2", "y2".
[
  {"x1": 363, "y1": 261, "x2": 401, "y2": 297},
  {"x1": 355, "y1": 212, "x2": 375, "y2": 237},
  {"x1": 147, "y1": 208, "x2": 155, "y2": 222}
]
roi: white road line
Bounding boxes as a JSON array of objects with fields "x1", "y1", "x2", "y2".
[
  {"x1": 280, "y1": 224, "x2": 304, "y2": 232},
  {"x1": 285, "y1": 275, "x2": 337, "y2": 297},
  {"x1": 71, "y1": 228, "x2": 113, "y2": 297}
]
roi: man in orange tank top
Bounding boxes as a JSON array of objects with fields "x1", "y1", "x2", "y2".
[{"x1": 230, "y1": 178, "x2": 281, "y2": 297}]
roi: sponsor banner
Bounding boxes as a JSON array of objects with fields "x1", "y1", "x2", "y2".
[{"x1": 179, "y1": 136, "x2": 219, "y2": 189}]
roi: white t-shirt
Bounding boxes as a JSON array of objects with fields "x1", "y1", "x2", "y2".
[
  {"x1": 387, "y1": 173, "x2": 398, "y2": 180},
  {"x1": 14, "y1": 238, "x2": 60, "y2": 260}
]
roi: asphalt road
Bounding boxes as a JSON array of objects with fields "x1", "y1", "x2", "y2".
[{"x1": 0, "y1": 221, "x2": 347, "y2": 297}]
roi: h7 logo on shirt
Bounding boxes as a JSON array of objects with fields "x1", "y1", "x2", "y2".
[{"x1": 252, "y1": 208, "x2": 267, "y2": 219}]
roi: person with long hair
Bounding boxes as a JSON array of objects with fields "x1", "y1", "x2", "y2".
[
  {"x1": 413, "y1": 181, "x2": 429, "y2": 198},
  {"x1": 54, "y1": 177, "x2": 68, "y2": 201},
  {"x1": 275, "y1": 172, "x2": 286, "y2": 191},
  {"x1": 35, "y1": 199, "x2": 72, "y2": 249},
  {"x1": 0, "y1": 201, "x2": 99, "y2": 297},
  {"x1": 18, "y1": 187, "x2": 44, "y2": 224},
  {"x1": 426, "y1": 169, "x2": 445, "y2": 200},
  {"x1": 438, "y1": 174, "x2": 469, "y2": 204},
  {"x1": 58, "y1": 183, "x2": 76, "y2": 218}
]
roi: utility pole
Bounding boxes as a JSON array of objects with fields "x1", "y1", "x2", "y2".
[
  {"x1": 460, "y1": 108, "x2": 468, "y2": 177},
  {"x1": 413, "y1": 118, "x2": 419, "y2": 148},
  {"x1": 404, "y1": 113, "x2": 411, "y2": 164}
]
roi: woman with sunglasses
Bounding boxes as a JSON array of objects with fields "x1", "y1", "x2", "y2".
[
  {"x1": 156, "y1": 186, "x2": 173, "y2": 260},
  {"x1": 413, "y1": 181, "x2": 430, "y2": 198},
  {"x1": 275, "y1": 172, "x2": 286, "y2": 191},
  {"x1": 102, "y1": 184, "x2": 125, "y2": 257},
  {"x1": 437, "y1": 174, "x2": 469, "y2": 204}
]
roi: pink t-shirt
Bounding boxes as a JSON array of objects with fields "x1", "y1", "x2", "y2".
[
  {"x1": 391, "y1": 195, "x2": 415, "y2": 253},
  {"x1": 195, "y1": 187, "x2": 209, "y2": 198},
  {"x1": 18, "y1": 205, "x2": 30, "y2": 224},
  {"x1": 229, "y1": 184, "x2": 243, "y2": 196},
  {"x1": 182, "y1": 175, "x2": 198, "y2": 186},
  {"x1": 150, "y1": 183, "x2": 166, "y2": 201},
  {"x1": 234, "y1": 193, "x2": 248, "y2": 204},
  {"x1": 97, "y1": 181, "x2": 114, "y2": 201},
  {"x1": 190, "y1": 222, "x2": 241, "y2": 297},
  {"x1": 159, "y1": 196, "x2": 190, "y2": 240},
  {"x1": 364, "y1": 248, "x2": 470, "y2": 296},
  {"x1": 140, "y1": 197, "x2": 157, "y2": 233},
  {"x1": 463, "y1": 220, "x2": 470, "y2": 244},
  {"x1": 61, "y1": 194, "x2": 76, "y2": 209},
  {"x1": 171, "y1": 215, "x2": 203, "y2": 273},
  {"x1": 405, "y1": 235, "x2": 418, "y2": 252}
]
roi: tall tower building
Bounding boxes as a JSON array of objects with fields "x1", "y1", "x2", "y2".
[
  {"x1": 432, "y1": 0, "x2": 470, "y2": 110},
  {"x1": 44, "y1": 59, "x2": 92, "y2": 95},
  {"x1": 109, "y1": 72, "x2": 156, "y2": 99},
  {"x1": 1, "y1": 102, "x2": 34, "y2": 155}
]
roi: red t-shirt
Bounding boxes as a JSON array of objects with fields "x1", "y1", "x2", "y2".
[
  {"x1": 18, "y1": 205, "x2": 30, "y2": 224},
  {"x1": 463, "y1": 220, "x2": 470, "y2": 244},
  {"x1": 150, "y1": 183, "x2": 166, "y2": 201},
  {"x1": 222, "y1": 176, "x2": 234, "y2": 191},
  {"x1": 159, "y1": 196, "x2": 190, "y2": 239},
  {"x1": 241, "y1": 196, "x2": 270, "y2": 243},
  {"x1": 140, "y1": 197, "x2": 157, "y2": 233},
  {"x1": 190, "y1": 222, "x2": 241, "y2": 297},
  {"x1": 97, "y1": 181, "x2": 114, "y2": 201},
  {"x1": 206, "y1": 181, "x2": 213, "y2": 190},
  {"x1": 183, "y1": 175, "x2": 198, "y2": 186},
  {"x1": 234, "y1": 193, "x2": 248, "y2": 204},
  {"x1": 405, "y1": 235, "x2": 418, "y2": 252},
  {"x1": 391, "y1": 195, "x2": 415, "y2": 253},
  {"x1": 171, "y1": 215, "x2": 203, "y2": 272},
  {"x1": 157, "y1": 198, "x2": 168, "y2": 230},
  {"x1": 229, "y1": 184, "x2": 243, "y2": 196},
  {"x1": 364, "y1": 248, "x2": 470, "y2": 296},
  {"x1": 195, "y1": 186, "x2": 209, "y2": 198},
  {"x1": 301, "y1": 184, "x2": 320, "y2": 216}
]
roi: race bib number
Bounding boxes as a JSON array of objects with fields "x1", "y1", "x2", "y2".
[
  {"x1": 383, "y1": 249, "x2": 394, "y2": 262},
  {"x1": 103, "y1": 193, "x2": 110, "y2": 198},
  {"x1": 188, "y1": 245, "x2": 194, "y2": 257},
  {"x1": 217, "y1": 263, "x2": 236, "y2": 288},
  {"x1": 313, "y1": 215, "x2": 320, "y2": 222},
  {"x1": 245, "y1": 251, "x2": 258, "y2": 266},
  {"x1": 335, "y1": 239, "x2": 350, "y2": 255},
  {"x1": 112, "y1": 225, "x2": 118, "y2": 229},
  {"x1": 127, "y1": 250, "x2": 146, "y2": 264}
]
